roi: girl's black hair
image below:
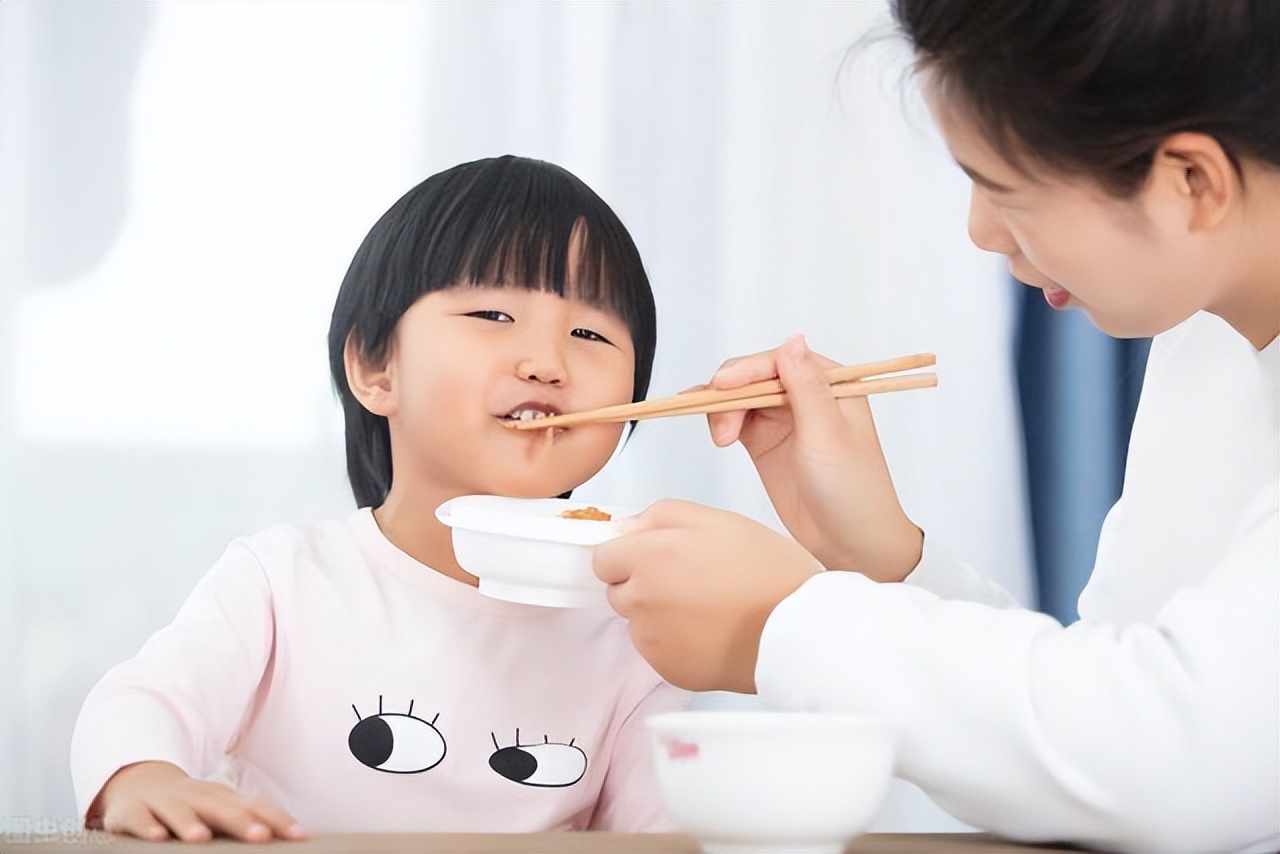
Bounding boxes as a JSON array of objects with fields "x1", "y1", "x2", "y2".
[
  {"x1": 889, "y1": 0, "x2": 1280, "y2": 196},
  {"x1": 328, "y1": 155, "x2": 657, "y2": 508}
]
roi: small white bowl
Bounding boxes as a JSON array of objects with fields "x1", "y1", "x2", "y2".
[
  {"x1": 647, "y1": 711, "x2": 896, "y2": 854},
  {"x1": 435, "y1": 495, "x2": 630, "y2": 608}
]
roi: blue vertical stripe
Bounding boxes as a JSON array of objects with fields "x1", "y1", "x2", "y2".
[{"x1": 1015, "y1": 283, "x2": 1150, "y2": 623}]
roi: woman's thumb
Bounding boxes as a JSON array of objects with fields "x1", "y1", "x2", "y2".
[{"x1": 775, "y1": 335, "x2": 848, "y2": 445}]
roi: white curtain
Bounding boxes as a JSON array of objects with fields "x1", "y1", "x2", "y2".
[{"x1": 0, "y1": 0, "x2": 1030, "y2": 833}]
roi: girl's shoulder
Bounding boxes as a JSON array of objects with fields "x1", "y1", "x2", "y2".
[{"x1": 218, "y1": 508, "x2": 372, "y2": 577}]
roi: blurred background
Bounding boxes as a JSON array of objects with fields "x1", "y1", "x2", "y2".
[{"x1": 1, "y1": 0, "x2": 1146, "y2": 835}]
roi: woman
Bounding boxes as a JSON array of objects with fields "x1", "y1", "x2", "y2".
[{"x1": 594, "y1": 1, "x2": 1278, "y2": 851}]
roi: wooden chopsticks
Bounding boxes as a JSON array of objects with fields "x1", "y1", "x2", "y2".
[{"x1": 508, "y1": 352, "x2": 936, "y2": 430}]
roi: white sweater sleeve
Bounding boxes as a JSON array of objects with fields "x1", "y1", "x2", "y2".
[
  {"x1": 69, "y1": 541, "x2": 276, "y2": 825},
  {"x1": 756, "y1": 487, "x2": 1279, "y2": 854},
  {"x1": 903, "y1": 534, "x2": 1022, "y2": 608}
]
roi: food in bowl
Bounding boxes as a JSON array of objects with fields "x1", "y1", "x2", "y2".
[
  {"x1": 435, "y1": 495, "x2": 631, "y2": 607},
  {"x1": 559, "y1": 506, "x2": 612, "y2": 521}
]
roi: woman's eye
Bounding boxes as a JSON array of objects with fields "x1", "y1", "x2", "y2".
[
  {"x1": 571, "y1": 328, "x2": 612, "y2": 344},
  {"x1": 465, "y1": 310, "x2": 514, "y2": 323}
]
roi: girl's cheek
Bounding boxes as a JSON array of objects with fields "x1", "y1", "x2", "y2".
[{"x1": 421, "y1": 378, "x2": 471, "y2": 415}]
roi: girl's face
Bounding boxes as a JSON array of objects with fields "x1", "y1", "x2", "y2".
[
  {"x1": 377, "y1": 285, "x2": 636, "y2": 500},
  {"x1": 925, "y1": 87, "x2": 1218, "y2": 340}
]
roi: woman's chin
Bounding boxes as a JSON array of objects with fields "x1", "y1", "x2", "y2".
[{"x1": 1083, "y1": 309, "x2": 1171, "y2": 341}]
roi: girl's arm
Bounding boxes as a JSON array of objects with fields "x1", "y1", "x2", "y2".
[
  {"x1": 587, "y1": 680, "x2": 691, "y2": 831},
  {"x1": 70, "y1": 541, "x2": 303, "y2": 842}
]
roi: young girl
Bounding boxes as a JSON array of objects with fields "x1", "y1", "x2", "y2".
[
  {"x1": 70, "y1": 155, "x2": 686, "y2": 841},
  {"x1": 594, "y1": 1, "x2": 1278, "y2": 852}
]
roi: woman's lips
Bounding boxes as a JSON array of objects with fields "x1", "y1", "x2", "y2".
[
  {"x1": 1008, "y1": 259, "x2": 1068, "y2": 309},
  {"x1": 1043, "y1": 284, "x2": 1070, "y2": 309}
]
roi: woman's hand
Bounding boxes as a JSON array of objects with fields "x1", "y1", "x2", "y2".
[
  {"x1": 594, "y1": 499, "x2": 823, "y2": 693},
  {"x1": 93, "y1": 760, "x2": 306, "y2": 843},
  {"x1": 707, "y1": 335, "x2": 923, "y2": 582}
]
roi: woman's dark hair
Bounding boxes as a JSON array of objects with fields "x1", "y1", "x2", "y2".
[
  {"x1": 889, "y1": 0, "x2": 1280, "y2": 196},
  {"x1": 328, "y1": 155, "x2": 657, "y2": 508}
]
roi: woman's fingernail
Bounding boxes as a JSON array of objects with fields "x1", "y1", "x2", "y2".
[
  {"x1": 617, "y1": 515, "x2": 645, "y2": 534},
  {"x1": 782, "y1": 334, "x2": 808, "y2": 357}
]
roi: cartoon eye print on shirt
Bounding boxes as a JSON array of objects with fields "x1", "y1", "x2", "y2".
[
  {"x1": 488, "y1": 728, "x2": 587, "y2": 787},
  {"x1": 348, "y1": 696, "x2": 446, "y2": 774}
]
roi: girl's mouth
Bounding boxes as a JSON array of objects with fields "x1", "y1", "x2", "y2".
[
  {"x1": 494, "y1": 407, "x2": 565, "y2": 448},
  {"x1": 503, "y1": 409, "x2": 552, "y2": 423},
  {"x1": 499, "y1": 404, "x2": 569, "y2": 443},
  {"x1": 499, "y1": 402, "x2": 562, "y2": 423}
]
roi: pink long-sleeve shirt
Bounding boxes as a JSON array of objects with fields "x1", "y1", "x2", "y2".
[{"x1": 71, "y1": 508, "x2": 687, "y2": 832}]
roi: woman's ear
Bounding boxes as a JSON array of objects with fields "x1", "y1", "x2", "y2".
[
  {"x1": 344, "y1": 333, "x2": 397, "y2": 417},
  {"x1": 1152, "y1": 132, "x2": 1237, "y2": 233}
]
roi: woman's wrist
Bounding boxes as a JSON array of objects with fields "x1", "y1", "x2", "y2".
[
  {"x1": 830, "y1": 518, "x2": 923, "y2": 583},
  {"x1": 883, "y1": 521, "x2": 925, "y2": 582}
]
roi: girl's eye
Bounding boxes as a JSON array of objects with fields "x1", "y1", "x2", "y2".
[
  {"x1": 571, "y1": 328, "x2": 612, "y2": 345},
  {"x1": 465, "y1": 310, "x2": 514, "y2": 323}
]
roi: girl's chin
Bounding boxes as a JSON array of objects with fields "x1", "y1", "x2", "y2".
[
  {"x1": 479, "y1": 473, "x2": 594, "y2": 501},
  {"x1": 475, "y1": 484, "x2": 566, "y2": 500}
]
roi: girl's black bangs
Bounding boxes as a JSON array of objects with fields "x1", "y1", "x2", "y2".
[
  {"x1": 453, "y1": 215, "x2": 640, "y2": 318},
  {"x1": 398, "y1": 156, "x2": 656, "y2": 401}
]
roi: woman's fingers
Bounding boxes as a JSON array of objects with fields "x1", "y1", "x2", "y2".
[
  {"x1": 705, "y1": 335, "x2": 852, "y2": 448},
  {"x1": 706, "y1": 348, "x2": 786, "y2": 446},
  {"x1": 709, "y1": 344, "x2": 790, "y2": 389},
  {"x1": 706, "y1": 409, "x2": 748, "y2": 447},
  {"x1": 596, "y1": 500, "x2": 822, "y2": 692},
  {"x1": 595, "y1": 499, "x2": 690, "y2": 586},
  {"x1": 774, "y1": 335, "x2": 857, "y2": 448}
]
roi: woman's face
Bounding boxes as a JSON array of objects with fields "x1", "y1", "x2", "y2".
[
  {"x1": 925, "y1": 85, "x2": 1216, "y2": 340},
  {"x1": 376, "y1": 284, "x2": 636, "y2": 500}
]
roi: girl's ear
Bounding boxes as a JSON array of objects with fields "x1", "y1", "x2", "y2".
[
  {"x1": 344, "y1": 333, "x2": 397, "y2": 417},
  {"x1": 1152, "y1": 132, "x2": 1236, "y2": 233}
]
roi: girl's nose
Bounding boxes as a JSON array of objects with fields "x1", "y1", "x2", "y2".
[
  {"x1": 515, "y1": 354, "x2": 565, "y2": 385},
  {"x1": 966, "y1": 186, "x2": 1018, "y2": 256}
]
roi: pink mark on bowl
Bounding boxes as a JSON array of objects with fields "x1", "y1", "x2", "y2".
[{"x1": 663, "y1": 737, "x2": 700, "y2": 761}]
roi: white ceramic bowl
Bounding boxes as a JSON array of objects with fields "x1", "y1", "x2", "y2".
[
  {"x1": 435, "y1": 495, "x2": 630, "y2": 608},
  {"x1": 647, "y1": 711, "x2": 896, "y2": 854}
]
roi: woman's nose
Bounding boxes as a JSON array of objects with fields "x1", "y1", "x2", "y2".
[{"x1": 967, "y1": 186, "x2": 1018, "y2": 256}]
